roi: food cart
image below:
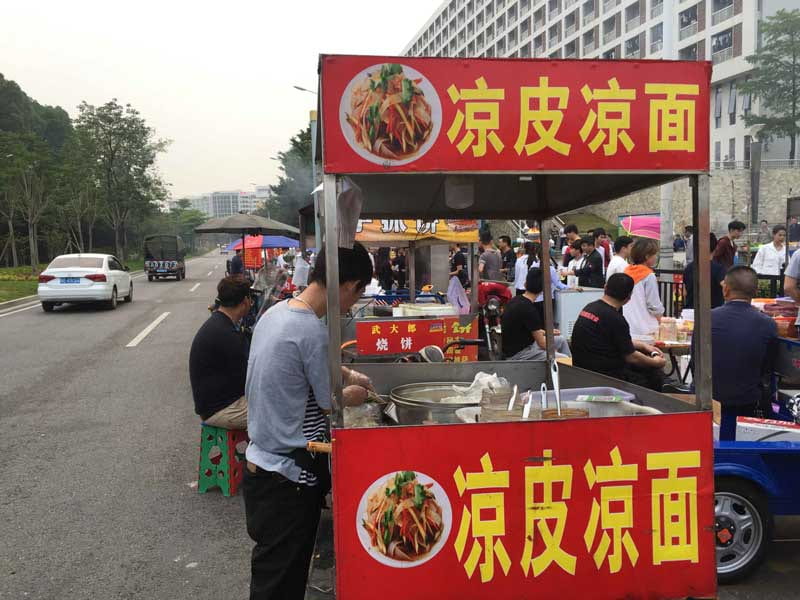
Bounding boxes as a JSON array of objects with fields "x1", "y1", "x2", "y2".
[{"x1": 317, "y1": 54, "x2": 716, "y2": 598}]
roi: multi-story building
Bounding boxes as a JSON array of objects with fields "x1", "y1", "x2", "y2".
[
  {"x1": 403, "y1": 0, "x2": 797, "y2": 167},
  {"x1": 169, "y1": 190, "x2": 261, "y2": 218}
]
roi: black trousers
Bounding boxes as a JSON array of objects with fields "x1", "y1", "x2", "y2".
[
  {"x1": 620, "y1": 364, "x2": 665, "y2": 392},
  {"x1": 243, "y1": 467, "x2": 324, "y2": 600}
]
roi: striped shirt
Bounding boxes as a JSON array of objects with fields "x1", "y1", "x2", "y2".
[{"x1": 297, "y1": 389, "x2": 328, "y2": 486}]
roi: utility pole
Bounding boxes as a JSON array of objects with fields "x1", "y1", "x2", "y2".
[
  {"x1": 659, "y1": 0, "x2": 677, "y2": 270},
  {"x1": 310, "y1": 110, "x2": 321, "y2": 253}
]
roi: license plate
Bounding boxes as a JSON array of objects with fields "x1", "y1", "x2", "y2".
[
  {"x1": 61, "y1": 277, "x2": 80, "y2": 284},
  {"x1": 157, "y1": 269, "x2": 168, "y2": 273}
]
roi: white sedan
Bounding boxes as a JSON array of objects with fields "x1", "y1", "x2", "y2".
[{"x1": 37, "y1": 253, "x2": 133, "y2": 312}]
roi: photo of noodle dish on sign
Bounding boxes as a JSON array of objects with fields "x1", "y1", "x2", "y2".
[
  {"x1": 356, "y1": 470, "x2": 452, "y2": 568},
  {"x1": 339, "y1": 63, "x2": 442, "y2": 167}
]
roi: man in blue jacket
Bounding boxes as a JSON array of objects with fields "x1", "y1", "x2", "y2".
[{"x1": 711, "y1": 266, "x2": 777, "y2": 440}]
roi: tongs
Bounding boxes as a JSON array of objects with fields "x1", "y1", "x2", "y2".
[
  {"x1": 550, "y1": 360, "x2": 562, "y2": 417},
  {"x1": 523, "y1": 383, "x2": 545, "y2": 419}
]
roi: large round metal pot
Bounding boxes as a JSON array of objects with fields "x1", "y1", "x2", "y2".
[{"x1": 388, "y1": 382, "x2": 479, "y2": 425}]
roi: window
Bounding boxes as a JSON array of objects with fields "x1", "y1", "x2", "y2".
[
  {"x1": 109, "y1": 258, "x2": 123, "y2": 271},
  {"x1": 742, "y1": 82, "x2": 752, "y2": 116},
  {"x1": 679, "y1": 6, "x2": 698, "y2": 40},
  {"x1": 728, "y1": 82, "x2": 737, "y2": 125},
  {"x1": 715, "y1": 141, "x2": 722, "y2": 162},
  {"x1": 48, "y1": 256, "x2": 104, "y2": 269},
  {"x1": 714, "y1": 86, "x2": 722, "y2": 129},
  {"x1": 712, "y1": 28, "x2": 733, "y2": 64},
  {"x1": 728, "y1": 138, "x2": 736, "y2": 162},
  {"x1": 744, "y1": 135, "x2": 752, "y2": 166},
  {"x1": 650, "y1": 23, "x2": 663, "y2": 53}
]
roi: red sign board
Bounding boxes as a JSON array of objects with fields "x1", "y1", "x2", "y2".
[
  {"x1": 332, "y1": 413, "x2": 716, "y2": 599},
  {"x1": 356, "y1": 317, "x2": 479, "y2": 361},
  {"x1": 321, "y1": 55, "x2": 711, "y2": 174}
]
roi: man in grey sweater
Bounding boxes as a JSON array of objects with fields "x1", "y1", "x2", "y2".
[{"x1": 243, "y1": 242, "x2": 374, "y2": 599}]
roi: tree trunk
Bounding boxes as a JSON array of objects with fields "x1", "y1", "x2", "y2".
[
  {"x1": 7, "y1": 217, "x2": 18, "y2": 267},
  {"x1": 76, "y1": 218, "x2": 85, "y2": 252},
  {"x1": 28, "y1": 221, "x2": 38, "y2": 272},
  {"x1": 114, "y1": 224, "x2": 122, "y2": 261},
  {"x1": 88, "y1": 226, "x2": 94, "y2": 252}
]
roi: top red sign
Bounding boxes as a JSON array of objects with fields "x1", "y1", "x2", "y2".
[{"x1": 320, "y1": 55, "x2": 711, "y2": 174}]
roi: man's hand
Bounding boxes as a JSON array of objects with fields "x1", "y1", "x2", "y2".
[
  {"x1": 342, "y1": 385, "x2": 369, "y2": 406},
  {"x1": 650, "y1": 354, "x2": 667, "y2": 369},
  {"x1": 642, "y1": 344, "x2": 663, "y2": 357},
  {"x1": 553, "y1": 329, "x2": 561, "y2": 336},
  {"x1": 342, "y1": 367, "x2": 374, "y2": 391}
]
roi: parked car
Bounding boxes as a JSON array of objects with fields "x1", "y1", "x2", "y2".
[
  {"x1": 144, "y1": 234, "x2": 186, "y2": 281},
  {"x1": 38, "y1": 253, "x2": 133, "y2": 311}
]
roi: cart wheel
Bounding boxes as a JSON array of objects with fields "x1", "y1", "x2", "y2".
[
  {"x1": 715, "y1": 477, "x2": 772, "y2": 584},
  {"x1": 147, "y1": 275, "x2": 153, "y2": 282}
]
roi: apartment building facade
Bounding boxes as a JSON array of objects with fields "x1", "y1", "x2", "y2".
[
  {"x1": 170, "y1": 190, "x2": 260, "y2": 218},
  {"x1": 403, "y1": 0, "x2": 797, "y2": 167}
]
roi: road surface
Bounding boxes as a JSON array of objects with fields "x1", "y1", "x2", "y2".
[
  {"x1": 1, "y1": 252, "x2": 798, "y2": 599},
  {"x1": 1, "y1": 254, "x2": 252, "y2": 599}
]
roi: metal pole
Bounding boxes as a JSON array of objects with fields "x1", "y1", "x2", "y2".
[
  {"x1": 323, "y1": 173, "x2": 343, "y2": 427},
  {"x1": 692, "y1": 174, "x2": 713, "y2": 411},
  {"x1": 408, "y1": 241, "x2": 416, "y2": 303},
  {"x1": 310, "y1": 111, "x2": 322, "y2": 255},
  {"x1": 540, "y1": 219, "x2": 555, "y2": 363},
  {"x1": 470, "y1": 242, "x2": 479, "y2": 313}
]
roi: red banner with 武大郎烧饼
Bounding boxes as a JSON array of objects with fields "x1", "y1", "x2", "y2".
[{"x1": 321, "y1": 55, "x2": 711, "y2": 174}]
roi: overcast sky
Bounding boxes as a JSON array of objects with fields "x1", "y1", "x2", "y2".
[{"x1": 0, "y1": 0, "x2": 437, "y2": 198}]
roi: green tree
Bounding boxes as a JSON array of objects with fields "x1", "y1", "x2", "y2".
[
  {"x1": 56, "y1": 130, "x2": 101, "y2": 252},
  {"x1": 256, "y1": 127, "x2": 318, "y2": 226},
  {"x1": 75, "y1": 99, "x2": 169, "y2": 261},
  {"x1": 0, "y1": 132, "x2": 25, "y2": 266},
  {"x1": 741, "y1": 9, "x2": 800, "y2": 159}
]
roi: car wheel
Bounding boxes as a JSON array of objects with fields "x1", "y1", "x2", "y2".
[
  {"x1": 107, "y1": 287, "x2": 118, "y2": 310},
  {"x1": 41, "y1": 302, "x2": 54, "y2": 312},
  {"x1": 715, "y1": 477, "x2": 772, "y2": 584},
  {"x1": 148, "y1": 275, "x2": 153, "y2": 282},
  {"x1": 124, "y1": 283, "x2": 133, "y2": 303}
]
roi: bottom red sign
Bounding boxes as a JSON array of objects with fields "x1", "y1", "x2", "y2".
[{"x1": 332, "y1": 413, "x2": 716, "y2": 599}]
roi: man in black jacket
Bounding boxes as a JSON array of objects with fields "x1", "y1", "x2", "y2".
[
  {"x1": 189, "y1": 276, "x2": 253, "y2": 429},
  {"x1": 574, "y1": 237, "x2": 604, "y2": 288}
]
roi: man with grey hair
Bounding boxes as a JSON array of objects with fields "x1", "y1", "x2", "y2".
[{"x1": 710, "y1": 266, "x2": 777, "y2": 441}]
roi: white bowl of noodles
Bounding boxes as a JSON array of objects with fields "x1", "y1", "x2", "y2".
[
  {"x1": 339, "y1": 63, "x2": 442, "y2": 167},
  {"x1": 356, "y1": 470, "x2": 452, "y2": 568}
]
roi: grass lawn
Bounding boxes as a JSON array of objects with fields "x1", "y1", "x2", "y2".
[{"x1": 0, "y1": 279, "x2": 39, "y2": 303}]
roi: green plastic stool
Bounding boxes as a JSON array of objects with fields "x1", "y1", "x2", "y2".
[{"x1": 198, "y1": 424, "x2": 249, "y2": 497}]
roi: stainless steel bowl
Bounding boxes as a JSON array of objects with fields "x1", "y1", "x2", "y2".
[{"x1": 388, "y1": 382, "x2": 479, "y2": 425}]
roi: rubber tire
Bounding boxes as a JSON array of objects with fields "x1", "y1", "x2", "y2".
[
  {"x1": 107, "y1": 287, "x2": 118, "y2": 310},
  {"x1": 41, "y1": 302, "x2": 54, "y2": 312},
  {"x1": 148, "y1": 274, "x2": 153, "y2": 282},
  {"x1": 716, "y1": 477, "x2": 772, "y2": 584},
  {"x1": 124, "y1": 283, "x2": 133, "y2": 303}
]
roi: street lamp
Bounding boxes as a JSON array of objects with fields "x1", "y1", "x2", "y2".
[{"x1": 293, "y1": 85, "x2": 317, "y2": 96}]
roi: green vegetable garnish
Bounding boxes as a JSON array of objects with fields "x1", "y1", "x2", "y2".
[
  {"x1": 413, "y1": 483, "x2": 426, "y2": 510},
  {"x1": 401, "y1": 78, "x2": 414, "y2": 103}
]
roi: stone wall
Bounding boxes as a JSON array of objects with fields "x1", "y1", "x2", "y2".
[{"x1": 578, "y1": 167, "x2": 800, "y2": 236}]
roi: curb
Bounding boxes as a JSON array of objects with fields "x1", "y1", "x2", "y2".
[{"x1": 0, "y1": 270, "x2": 146, "y2": 311}]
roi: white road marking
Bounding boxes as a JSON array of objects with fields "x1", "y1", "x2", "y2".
[
  {"x1": 214, "y1": 264, "x2": 219, "y2": 269},
  {"x1": 0, "y1": 302, "x2": 39, "y2": 318},
  {"x1": 125, "y1": 312, "x2": 170, "y2": 348},
  {"x1": 206, "y1": 271, "x2": 213, "y2": 277},
  {"x1": 189, "y1": 283, "x2": 200, "y2": 292}
]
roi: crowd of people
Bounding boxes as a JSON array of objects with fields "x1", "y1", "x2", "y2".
[{"x1": 184, "y1": 214, "x2": 800, "y2": 597}]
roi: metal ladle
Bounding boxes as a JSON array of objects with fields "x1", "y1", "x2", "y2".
[{"x1": 550, "y1": 360, "x2": 562, "y2": 417}]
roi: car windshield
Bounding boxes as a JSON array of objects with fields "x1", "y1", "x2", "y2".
[{"x1": 48, "y1": 257, "x2": 104, "y2": 269}]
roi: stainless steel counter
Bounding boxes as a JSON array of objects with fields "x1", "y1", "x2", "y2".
[{"x1": 349, "y1": 361, "x2": 701, "y2": 416}]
